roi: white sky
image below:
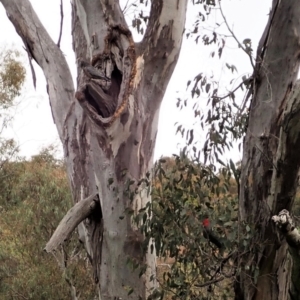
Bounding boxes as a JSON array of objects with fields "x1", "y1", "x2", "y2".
[{"x1": 0, "y1": 0, "x2": 271, "y2": 161}]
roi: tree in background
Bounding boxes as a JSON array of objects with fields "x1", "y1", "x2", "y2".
[
  {"x1": 0, "y1": 48, "x2": 25, "y2": 169},
  {"x1": 0, "y1": 148, "x2": 96, "y2": 299}
]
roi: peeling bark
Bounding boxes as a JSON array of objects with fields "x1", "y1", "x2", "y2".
[
  {"x1": 0, "y1": 0, "x2": 188, "y2": 298},
  {"x1": 272, "y1": 210, "x2": 300, "y2": 248},
  {"x1": 272, "y1": 210, "x2": 300, "y2": 299},
  {"x1": 239, "y1": 0, "x2": 300, "y2": 299}
]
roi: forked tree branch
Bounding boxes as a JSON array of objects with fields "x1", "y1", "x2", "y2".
[
  {"x1": 142, "y1": 0, "x2": 188, "y2": 61},
  {"x1": 140, "y1": 0, "x2": 188, "y2": 108},
  {"x1": 218, "y1": 0, "x2": 255, "y2": 69}
]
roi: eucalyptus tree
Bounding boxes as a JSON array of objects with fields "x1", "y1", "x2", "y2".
[
  {"x1": 0, "y1": 0, "x2": 189, "y2": 298},
  {"x1": 237, "y1": 1, "x2": 300, "y2": 299},
  {"x1": 185, "y1": 1, "x2": 300, "y2": 299},
  {"x1": 0, "y1": 48, "x2": 25, "y2": 168}
]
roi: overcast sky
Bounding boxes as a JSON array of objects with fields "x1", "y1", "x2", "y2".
[{"x1": 0, "y1": 0, "x2": 271, "y2": 161}]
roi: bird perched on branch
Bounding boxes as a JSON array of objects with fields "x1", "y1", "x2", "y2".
[
  {"x1": 202, "y1": 218, "x2": 224, "y2": 249},
  {"x1": 78, "y1": 60, "x2": 110, "y2": 81}
]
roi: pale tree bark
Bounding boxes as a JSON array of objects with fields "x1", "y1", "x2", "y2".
[
  {"x1": 0, "y1": 0, "x2": 188, "y2": 299},
  {"x1": 272, "y1": 210, "x2": 300, "y2": 299},
  {"x1": 238, "y1": 0, "x2": 300, "y2": 299}
]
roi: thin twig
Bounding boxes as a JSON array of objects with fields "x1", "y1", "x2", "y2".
[
  {"x1": 210, "y1": 250, "x2": 237, "y2": 280},
  {"x1": 194, "y1": 276, "x2": 225, "y2": 288},
  {"x1": 218, "y1": 0, "x2": 255, "y2": 69},
  {"x1": 216, "y1": 78, "x2": 250, "y2": 102},
  {"x1": 10, "y1": 289, "x2": 29, "y2": 300},
  {"x1": 156, "y1": 277, "x2": 181, "y2": 298},
  {"x1": 122, "y1": 0, "x2": 130, "y2": 13},
  {"x1": 23, "y1": 46, "x2": 36, "y2": 89},
  {"x1": 57, "y1": 0, "x2": 64, "y2": 48},
  {"x1": 238, "y1": 87, "x2": 252, "y2": 114},
  {"x1": 254, "y1": 143, "x2": 278, "y2": 171}
]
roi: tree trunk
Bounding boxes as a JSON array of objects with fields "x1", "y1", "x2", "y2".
[
  {"x1": 0, "y1": 0, "x2": 188, "y2": 298},
  {"x1": 238, "y1": 0, "x2": 300, "y2": 299}
]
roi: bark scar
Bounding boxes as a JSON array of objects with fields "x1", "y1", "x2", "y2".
[{"x1": 76, "y1": 25, "x2": 136, "y2": 127}]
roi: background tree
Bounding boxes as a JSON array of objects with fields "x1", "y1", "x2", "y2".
[
  {"x1": 0, "y1": 148, "x2": 96, "y2": 300},
  {"x1": 0, "y1": 48, "x2": 25, "y2": 169}
]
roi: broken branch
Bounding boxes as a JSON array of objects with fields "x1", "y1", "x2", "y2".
[{"x1": 45, "y1": 193, "x2": 98, "y2": 252}]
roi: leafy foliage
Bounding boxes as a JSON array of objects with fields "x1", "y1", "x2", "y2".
[
  {"x1": 0, "y1": 48, "x2": 26, "y2": 172},
  {"x1": 0, "y1": 48, "x2": 25, "y2": 108},
  {"x1": 124, "y1": 151, "x2": 258, "y2": 299},
  {"x1": 0, "y1": 46, "x2": 96, "y2": 299},
  {"x1": 175, "y1": 0, "x2": 255, "y2": 166},
  {"x1": 0, "y1": 148, "x2": 97, "y2": 299}
]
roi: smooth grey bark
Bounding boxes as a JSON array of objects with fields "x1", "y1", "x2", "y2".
[
  {"x1": 0, "y1": 0, "x2": 188, "y2": 299},
  {"x1": 238, "y1": 0, "x2": 300, "y2": 299},
  {"x1": 45, "y1": 193, "x2": 98, "y2": 252}
]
